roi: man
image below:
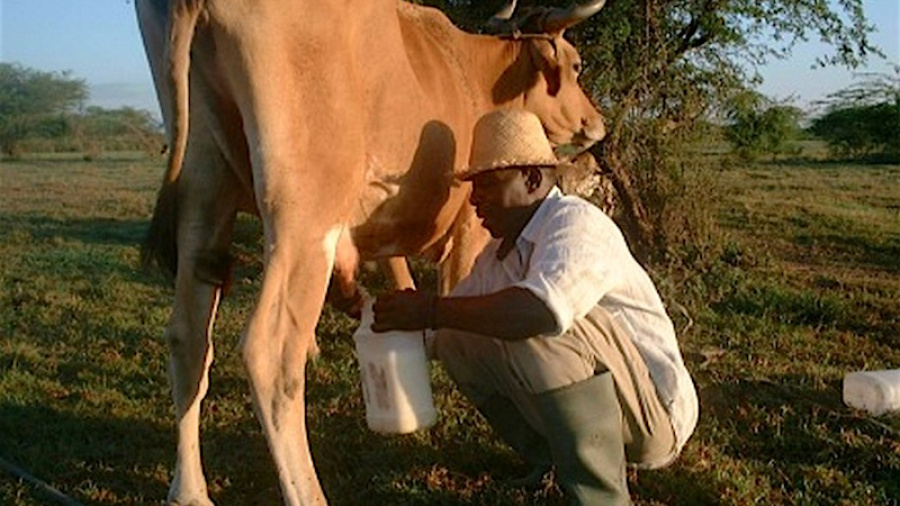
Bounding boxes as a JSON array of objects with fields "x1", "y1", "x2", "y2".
[{"x1": 373, "y1": 109, "x2": 698, "y2": 505}]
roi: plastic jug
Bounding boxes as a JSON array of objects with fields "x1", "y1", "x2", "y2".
[
  {"x1": 842, "y1": 369, "x2": 900, "y2": 416},
  {"x1": 353, "y1": 300, "x2": 437, "y2": 434}
]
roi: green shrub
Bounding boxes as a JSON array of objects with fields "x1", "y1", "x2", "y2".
[{"x1": 810, "y1": 101, "x2": 900, "y2": 161}]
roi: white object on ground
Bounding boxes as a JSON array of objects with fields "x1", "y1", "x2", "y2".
[{"x1": 843, "y1": 369, "x2": 900, "y2": 416}]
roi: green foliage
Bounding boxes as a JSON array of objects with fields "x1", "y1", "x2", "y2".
[
  {"x1": 25, "y1": 106, "x2": 164, "y2": 157},
  {"x1": 809, "y1": 71, "x2": 900, "y2": 161},
  {"x1": 810, "y1": 102, "x2": 900, "y2": 160},
  {"x1": 724, "y1": 91, "x2": 803, "y2": 160},
  {"x1": 568, "y1": 0, "x2": 876, "y2": 261},
  {"x1": 0, "y1": 63, "x2": 163, "y2": 158},
  {"x1": 74, "y1": 106, "x2": 158, "y2": 138},
  {"x1": 68, "y1": 106, "x2": 164, "y2": 157},
  {"x1": 0, "y1": 63, "x2": 87, "y2": 156}
]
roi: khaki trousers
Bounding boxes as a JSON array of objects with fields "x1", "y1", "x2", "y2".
[{"x1": 434, "y1": 305, "x2": 677, "y2": 468}]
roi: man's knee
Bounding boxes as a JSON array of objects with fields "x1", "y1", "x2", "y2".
[
  {"x1": 433, "y1": 330, "x2": 502, "y2": 370},
  {"x1": 433, "y1": 330, "x2": 505, "y2": 404}
]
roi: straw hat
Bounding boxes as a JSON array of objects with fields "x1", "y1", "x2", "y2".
[{"x1": 457, "y1": 109, "x2": 568, "y2": 180}]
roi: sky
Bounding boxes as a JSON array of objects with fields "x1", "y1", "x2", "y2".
[{"x1": 1, "y1": 0, "x2": 897, "y2": 121}]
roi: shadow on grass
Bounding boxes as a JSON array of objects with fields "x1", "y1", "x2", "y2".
[
  {"x1": 0, "y1": 402, "x2": 171, "y2": 505},
  {"x1": 700, "y1": 377, "x2": 900, "y2": 501},
  {"x1": 194, "y1": 383, "x2": 547, "y2": 505},
  {"x1": 0, "y1": 214, "x2": 148, "y2": 248},
  {"x1": 632, "y1": 463, "x2": 724, "y2": 506},
  {"x1": 1, "y1": 152, "x2": 157, "y2": 165},
  {"x1": 712, "y1": 280, "x2": 900, "y2": 350},
  {"x1": 309, "y1": 411, "x2": 559, "y2": 506},
  {"x1": 1, "y1": 356, "x2": 733, "y2": 506},
  {"x1": 761, "y1": 154, "x2": 900, "y2": 167},
  {"x1": 809, "y1": 229, "x2": 900, "y2": 274}
]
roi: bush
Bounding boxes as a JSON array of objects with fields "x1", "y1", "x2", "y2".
[
  {"x1": 724, "y1": 92, "x2": 803, "y2": 161},
  {"x1": 0, "y1": 63, "x2": 87, "y2": 156},
  {"x1": 809, "y1": 71, "x2": 900, "y2": 161},
  {"x1": 810, "y1": 101, "x2": 900, "y2": 160},
  {"x1": 0, "y1": 63, "x2": 163, "y2": 158}
]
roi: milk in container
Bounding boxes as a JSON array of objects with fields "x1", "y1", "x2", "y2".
[{"x1": 353, "y1": 300, "x2": 437, "y2": 433}]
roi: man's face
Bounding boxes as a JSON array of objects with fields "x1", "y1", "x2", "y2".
[{"x1": 468, "y1": 168, "x2": 534, "y2": 239}]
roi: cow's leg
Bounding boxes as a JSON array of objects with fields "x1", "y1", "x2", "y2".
[
  {"x1": 238, "y1": 141, "x2": 358, "y2": 504},
  {"x1": 240, "y1": 214, "x2": 339, "y2": 505},
  {"x1": 165, "y1": 147, "x2": 241, "y2": 506},
  {"x1": 220, "y1": 13, "x2": 365, "y2": 501},
  {"x1": 238, "y1": 128, "x2": 362, "y2": 506},
  {"x1": 166, "y1": 270, "x2": 221, "y2": 506}
]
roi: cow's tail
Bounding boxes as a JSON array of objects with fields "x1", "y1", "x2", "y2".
[{"x1": 141, "y1": 0, "x2": 203, "y2": 277}]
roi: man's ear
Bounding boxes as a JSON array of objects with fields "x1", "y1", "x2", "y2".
[{"x1": 523, "y1": 167, "x2": 543, "y2": 192}]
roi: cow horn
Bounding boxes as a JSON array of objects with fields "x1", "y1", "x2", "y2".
[
  {"x1": 492, "y1": 0, "x2": 518, "y2": 21},
  {"x1": 542, "y1": 0, "x2": 606, "y2": 33},
  {"x1": 485, "y1": 0, "x2": 518, "y2": 34}
]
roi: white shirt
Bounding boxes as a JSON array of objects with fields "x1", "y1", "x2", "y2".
[{"x1": 450, "y1": 187, "x2": 699, "y2": 451}]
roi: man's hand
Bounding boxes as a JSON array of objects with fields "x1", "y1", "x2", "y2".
[{"x1": 372, "y1": 289, "x2": 436, "y2": 332}]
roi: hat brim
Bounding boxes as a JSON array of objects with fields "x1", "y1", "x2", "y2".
[{"x1": 456, "y1": 159, "x2": 574, "y2": 181}]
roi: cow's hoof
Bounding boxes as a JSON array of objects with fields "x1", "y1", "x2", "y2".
[
  {"x1": 168, "y1": 491, "x2": 215, "y2": 506},
  {"x1": 168, "y1": 498, "x2": 215, "y2": 506}
]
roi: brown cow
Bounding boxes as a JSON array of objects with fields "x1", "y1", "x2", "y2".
[{"x1": 136, "y1": 0, "x2": 606, "y2": 504}]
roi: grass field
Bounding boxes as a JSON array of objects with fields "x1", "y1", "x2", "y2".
[{"x1": 1, "y1": 152, "x2": 898, "y2": 505}]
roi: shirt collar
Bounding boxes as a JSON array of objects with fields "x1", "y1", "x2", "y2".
[{"x1": 517, "y1": 186, "x2": 563, "y2": 248}]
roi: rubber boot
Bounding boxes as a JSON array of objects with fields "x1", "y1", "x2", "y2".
[
  {"x1": 477, "y1": 395, "x2": 552, "y2": 487},
  {"x1": 535, "y1": 373, "x2": 630, "y2": 506}
]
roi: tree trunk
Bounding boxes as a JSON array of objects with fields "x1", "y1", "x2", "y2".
[{"x1": 592, "y1": 141, "x2": 654, "y2": 262}]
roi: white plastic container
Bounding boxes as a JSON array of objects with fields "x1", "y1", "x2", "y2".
[
  {"x1": 353, "y1": 300, "x2": 437, "y2": 434},
  {"x1": 842, "y1": 369, "x2": 900, "y2": 416}
]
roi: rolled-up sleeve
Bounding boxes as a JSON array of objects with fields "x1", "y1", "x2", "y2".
[{"x1": 513, "y1": 205, "x2": 623, "y2": 335}]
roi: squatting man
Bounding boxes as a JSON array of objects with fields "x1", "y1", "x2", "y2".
[{"x1": 372, "y1": 109, "x2": 699, "y2": 505}]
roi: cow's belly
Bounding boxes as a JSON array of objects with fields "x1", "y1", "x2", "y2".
[{"x1": 350, "y1": 148, "x2": 468, "y2": 260}]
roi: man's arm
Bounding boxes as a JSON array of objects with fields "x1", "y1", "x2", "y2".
[{"x1": 372, "y1": 287, "x2": 557, "y2": 341}]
